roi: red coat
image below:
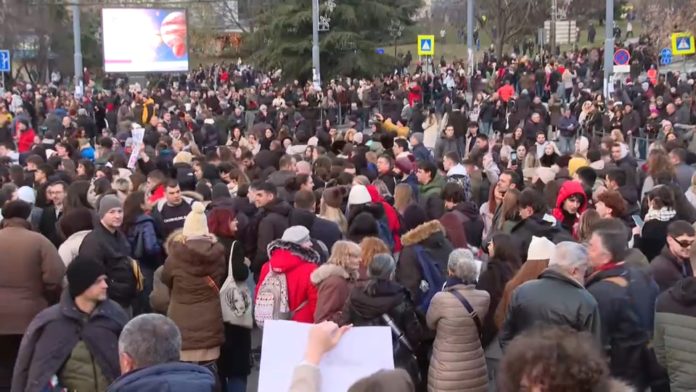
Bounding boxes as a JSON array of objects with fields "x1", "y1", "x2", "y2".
[
  {"x1": 255, "y1": 241, "x2": 319, "y2": 323},
  {"x1": 366, "y1": 185, "x2": 402, "y2": 251},
  {"x1": 17, "y1": 128, "x2": 35, "y2": 153}
]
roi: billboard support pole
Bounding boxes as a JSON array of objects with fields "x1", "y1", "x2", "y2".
[
  {"x1": 72, "y1": 4, "x2": 83, "y2": 97},
  {"x1": 603, "y1": 0, "x2": 614, "y2": 98}
]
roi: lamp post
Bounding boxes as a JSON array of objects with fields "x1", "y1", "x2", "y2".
[
  {"x1": 603, "y1": 0, "x2": 614, "y2": 97},
  {"x1": 389, "y1": 20, "x2": 404, "y2": 58},
  {"x1": 72, "y1": 4, "x2": 83, "y2": 97},
  {"x1": 312, "y1": 0, "x2": 321, "y2": 89}
]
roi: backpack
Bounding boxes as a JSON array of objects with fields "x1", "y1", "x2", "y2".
[
  {"x1": 377, "y1": 218, "x2": 396, "y2": 252},
  {"x1": 253, "y1": 266, "x2": 307, "y2": 328},
  {"x1": 413, "y1": 245, "x2": 446, "y2": 313}
]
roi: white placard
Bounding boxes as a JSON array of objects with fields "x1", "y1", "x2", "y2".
[{"x1": 258, "y1": 320, "x2": 394, "y2": 392}]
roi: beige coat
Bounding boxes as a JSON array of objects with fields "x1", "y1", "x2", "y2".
[{"x1": 426, "y1": 283, "x2": 490, "y2": 392}]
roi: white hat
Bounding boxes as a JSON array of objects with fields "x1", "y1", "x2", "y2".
[
  {"x1": 347, "y1": 185, "x2": 372, "y2": 206},
  {"x1": 527, "y1": 236, "x2": 555, "y2": 261},
  {"x1": 16, "y1": 186, "x2": 36, "y2": 205}
]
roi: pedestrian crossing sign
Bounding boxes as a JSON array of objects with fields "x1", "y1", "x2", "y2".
[
  {"x1": 417, "y1": 35, "x2": 435, "y2": 56},
  {"x1": 671, "y1": 33, "x2": 695, "y2": 55}
]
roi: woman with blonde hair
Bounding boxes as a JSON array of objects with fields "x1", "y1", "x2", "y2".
[
  {"x1": 393, "y1": 183, "x2": 414, "y2": 216},
  {"x1": 320, "y1": 187, "x2": 348, "y2": 234},
  {"x1": 357, "y1": 237, "x2": 390, "y2": 284},
  {"x1": 312, "y1": 241, "x2": 362, "y2": 323}
]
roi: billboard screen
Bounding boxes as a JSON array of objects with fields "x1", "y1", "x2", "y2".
[{"x1": 102, "y1": 8, "x2": 189, "y2": 73}]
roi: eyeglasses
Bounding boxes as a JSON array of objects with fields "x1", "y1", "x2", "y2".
[{"x1": 671, "y1": 236, "x2": 694, "y2": 249}]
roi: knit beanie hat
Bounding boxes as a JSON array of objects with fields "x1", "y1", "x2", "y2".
[
  {"x1": 527, "y1": 236, "x2": 555, "y2": 261},
  {"x1": 67, "y1": 257, "x2": 106, "y2": 299},
  {"x1": 183, "y1": 202, "x2": 209, "y2": 239},
  {"x1": 402, "y1": 204, "x2": 428, "y2": 232},
  {"x1": 395, "y1": 156, "x2": 414, "y2": 175},
  {"x1": 282, "y1": 226, "x2": 311, "y2": 246},
  {"x1": 322, "y1": 187, "x2": 345, "y2": 209},
  {"x1": 347, "y1": 185, "x2": 372, "y2": 206},
  {"x1": 97, "y1": 195, "x2": 122, "y2": 219}
]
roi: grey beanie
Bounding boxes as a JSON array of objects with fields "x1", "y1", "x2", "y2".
[
  {"x1": 281, "y1": 226, "x2": 311, "y2": 246},
  {"x1": 97, "y1": 195, "x2": 122, "y2": 219}
]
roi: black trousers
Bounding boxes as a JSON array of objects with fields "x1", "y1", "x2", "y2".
[{"x1": 0, "y1": 335, "x2": 23, "y2": 392}]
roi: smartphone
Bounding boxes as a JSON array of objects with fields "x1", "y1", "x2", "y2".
[
  {"x1": 510, "y1": 152, "x2": 518, "y2": 166},
  {"x1": 631, "y1": 215, "x2": 644, "y2": 228}
]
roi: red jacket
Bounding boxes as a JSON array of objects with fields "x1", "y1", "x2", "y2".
[
  {"x1": 17, "y1": 128, "x2": 35, "y2": 153},
  {"x1": 366, "y1": 185, "x2": 402, "y2": 252},
  {"x1": 255, "y1": 241, "x2": 319, "y2": 323},
  {"x1": 148, "y1": 184, "x2": 165, "y2": 205}
]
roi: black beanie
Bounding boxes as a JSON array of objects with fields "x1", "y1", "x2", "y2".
[
  {"x1": 67, "y1": 257, "x2": 106, "y2": 299},
  {"x1": 402, "y1": 204, "x2": 427, "y2": 233}
]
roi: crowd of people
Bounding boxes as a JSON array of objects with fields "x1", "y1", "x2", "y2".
[{"x1": 1, "y1": 38, "x2": 696, "y2": 392}]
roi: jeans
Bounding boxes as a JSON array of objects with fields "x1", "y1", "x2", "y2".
[
  {"x1": 224, "y1": 376, "x2": 247, "y2": 392},
  {"x1": 480, "y1": 121, "x2": 493, "y2": 138},
  {"x1": 559, "y1": 135, "x2": 575, "y2": 155}
]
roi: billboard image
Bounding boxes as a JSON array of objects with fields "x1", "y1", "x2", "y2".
[{"x1": 102, "y1": 8, "x2": 189, "y2": 73}]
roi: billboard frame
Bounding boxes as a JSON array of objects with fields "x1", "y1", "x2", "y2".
[{"x1": 101, "y1": 7, "x2": 191, "y2": 74}]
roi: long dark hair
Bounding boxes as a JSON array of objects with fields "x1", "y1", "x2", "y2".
[
  {"x1": 491, "y1": 232, "x2": 522, "y2": 267},
  {"x1": 63, "y1": 180, "x2": 91, "y2": 216},
  {"x1": 122, "y1": 191, "x2": 146, "y2": 234}
]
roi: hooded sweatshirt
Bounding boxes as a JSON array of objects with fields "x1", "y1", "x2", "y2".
[{"x1": 552, "y1": 181, "x2": 588, "y2": 234}]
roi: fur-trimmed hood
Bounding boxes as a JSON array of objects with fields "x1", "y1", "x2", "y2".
[
  {"x1": 401, "y1": 220, "x2": 446, "y2": 246},
  {"x1": 310, "y1": 263, "x2": 356, "y2": 285},
  {"x1": 267, "y1": 239, "x2": 321, "y2": 272}
]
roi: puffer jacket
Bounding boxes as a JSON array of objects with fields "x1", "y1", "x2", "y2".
[
  {"x1": 311, "y1": 264, "x2": 356, "y2": 323},
  {"x1": 655, "y1": 277, "x2": 696, "y2": 392},
  {"x1": 161, "y1": 231, "x2": 226, "y2": 351},
  {"x1": 106, "y1": 362, "x2": 215, "y2": 392},
  {"x1": 396, "y1": 220, "x2": 454, "y2": 306},
  {"x1": 255, "y1": 240, "x2": 321, "y2": 323},
  {"x1": 426, "y1": 281, "x2": 490, "y2": 392},
  {"x1": 434, "y1": 135, "x2": 463, "y2": 162}
]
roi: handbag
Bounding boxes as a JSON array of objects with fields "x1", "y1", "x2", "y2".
[
  {"x1": 449, "y1": 289, "x2": 483, "y2": 340},
  {"x1": 218, "y1": 241, "x2": 253, "y2": 328},
  {"x1": 132, "y1": 229, "x2": 146, "y2": 260}
]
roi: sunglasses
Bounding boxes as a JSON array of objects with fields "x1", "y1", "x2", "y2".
[{"x1": 671, "y1": 236, "x2": 694, "y2": 249}]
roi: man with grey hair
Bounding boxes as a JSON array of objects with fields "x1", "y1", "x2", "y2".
[
  {"x1": 500, "y1": 242, "x2": 601, "y2": 350},
  {"x1": 107, "y1": 314, "x2": 215, "y2": 392}
]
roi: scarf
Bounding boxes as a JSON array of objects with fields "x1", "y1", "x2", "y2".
[{"x1": 644, "y1": 207, "x2": 677, "y2": 222}]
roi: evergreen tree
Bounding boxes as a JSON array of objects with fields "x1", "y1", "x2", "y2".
[{"x1": 248, "y1": 0, "x2": 422, "y2": 80}]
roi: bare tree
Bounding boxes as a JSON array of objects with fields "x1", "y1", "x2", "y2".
[{"x1": 478, "y1": 0, "x2": 550, "y2": 58}]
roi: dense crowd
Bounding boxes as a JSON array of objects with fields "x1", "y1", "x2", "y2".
[{"x1": 1, "y1": 42, "x2": 696, "y2": 392}]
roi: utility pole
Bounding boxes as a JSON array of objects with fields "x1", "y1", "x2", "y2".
[
  {"x1": 311, "y1": 0, "x2": 321, "y2": 89},
  {"x1": 72, "y1": 4, "x2": 83, "y2": 97},
  {"x1": 466, "y1": 0, "x2": 474, "y2": 75},
  {"x1": 603, "y1": 0, "x2": 614, "y2": 98},
  {"x1": 550, "y1": 0, "x2": 557, "y2": 56}
]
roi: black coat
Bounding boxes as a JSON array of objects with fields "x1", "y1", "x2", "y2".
[
  {"x1": 636, "y1": 218, "x2": 676, "y2": 263},
  {"x1": 509, "y1": 212, "x2": 566, "y2": 260},
  {"x1": 251, "y1": 200, "x2": 291, "y2": 277},
  {"x1": 78, "y1": 223, "x2": 138, "y2": 307},
  {"x1": 649, "y1": 246, "x2": 694, "y2": 293},
  {"x1": 38, "y1": 206, "x2": 62, "y2": 248},
  {"x1": 500, "y1": 268, "x2": 601, "y2": 350},
  {"x1": 288, "y1": 209, "x2": 343, "y2": 253},
  {"x1": 12, "y1": 292, "x2": 127, "y2": 392},
  {"x1": 586, "y1": 264, "x2": 659, "y2": 389},
  {"x1": 216, "y1": 237, "x2": 252, "y2": 379}
]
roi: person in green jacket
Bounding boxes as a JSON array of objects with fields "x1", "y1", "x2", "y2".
[{"x1": 416, "y1": 160, "x2": 446, "y2": 219}]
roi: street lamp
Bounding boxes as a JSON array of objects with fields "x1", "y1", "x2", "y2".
[{"x1": 388, "y1": 20, "x2": 404, "y2": 58}]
